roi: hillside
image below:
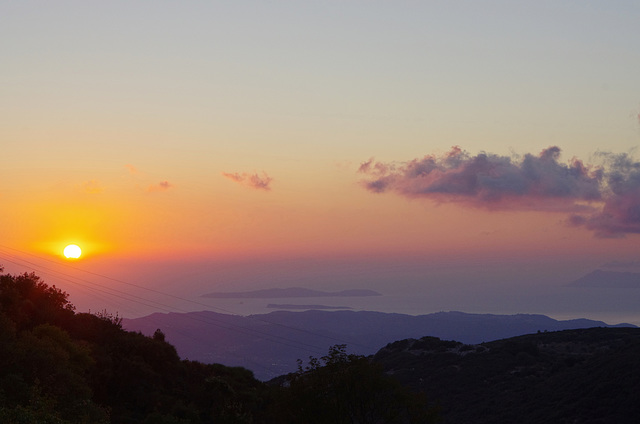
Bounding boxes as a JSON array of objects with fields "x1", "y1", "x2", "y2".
[
  {"x1": 123, "y1": 309, "x2": 635, "y2": 380},
  {"x1": 3, "y1": 268, "x2": 638, "y2": 423},
  {"x1": 374, "y1": 327, "x2": 640, "y2": 424},
  {"x1": 0, "y1": 268, "x2": 435, "y2": 423},
  {"x1": 0, "y1": 269, "x2": 270, "y2": 423}
]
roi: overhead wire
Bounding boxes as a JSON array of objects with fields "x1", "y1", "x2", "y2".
[
  {"x1": 0, "y1": 244, "x2": 377, "y2": 349},
  {"x1": 1, "y1": 249, "x2": 283, "y2": 377},
  {"x1": 0, "y1": 247, "x2": 330, "y2": 353}
]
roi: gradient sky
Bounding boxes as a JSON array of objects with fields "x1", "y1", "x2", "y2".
[{"x1": 2, "y1": 1, "x2": 640, "y2": 323}]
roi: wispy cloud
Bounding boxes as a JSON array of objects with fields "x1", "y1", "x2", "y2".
[
  {"x1": 125, "y1": 164, "x2": 138, "y2": 175},
  {"x1": 222, "y1": 171, "x2": 273, "y2": 191},
  {"x1": 222, "y1": 172, "x2": 244, "y2": 183},
  {"x1": 124, "y1": 164, "x2": 173, "y2": 193},
  {"x1": 147, "y1": 181, "x2": 173, "y2": 192},
  {"x1": 359, "y1": 146, "x2": 640, "y2": 237},
  {"x1": 83, "y1": 180, "x2": 104, "y2": 194}
]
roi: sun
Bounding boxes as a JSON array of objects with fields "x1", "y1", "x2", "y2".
[{"x1": 63, "y1": 244, "x2": 82, "y2": 259}]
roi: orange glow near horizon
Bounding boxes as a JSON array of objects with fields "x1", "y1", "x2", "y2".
[
  {"x1": 5, "y1": 183, "x2": 632, "y2": 266},
  {"x1": 1, "y1": 156, "x2": 636, "y2": 268}
]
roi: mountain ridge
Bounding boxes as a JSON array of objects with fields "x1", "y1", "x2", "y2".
[{"x1": 122, "y1": 309, "x2": 634, "y2": 380}]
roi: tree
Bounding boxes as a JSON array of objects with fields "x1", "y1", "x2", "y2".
[
  {"x1": 274, "y1": 345, "x2": 438, "y2": 424},
  {"x1": 153, "y1": 329, "x2": 166, "y2": 342},
  {"x1": 13, "y1": 324, "x2": 109, "y2": 423},
  {"x1": 0, "y1": 270, "x2": 74, "y2": 330}
]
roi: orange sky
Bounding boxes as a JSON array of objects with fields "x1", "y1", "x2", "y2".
[{"x1": 1, "y1": 2, "x2": 640, "y2": 324}]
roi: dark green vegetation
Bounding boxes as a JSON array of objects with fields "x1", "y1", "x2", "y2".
[
  {"x1": 0, "y1": 269, "x2": 266, "y2": 423},
  {"x1": 0, "y1": 268, "x2": 434, "y2": 423},
  {"x1": 375, "y1": 328, "x2": 640, "y2": 424},
  {"x1": 3, "y1": 267, "x2": 639, "y2": 423},
  {"x1": 269, "y1": 345, "x2": 438, "y2": 424}
]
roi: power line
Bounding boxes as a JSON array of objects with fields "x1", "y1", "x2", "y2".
[
  {"x1": 0, "y1": 248, "x2": 330, "y2": 354},
  {"x1": 0, "y1": 245, "x2": 376, "y2": 357},
  {"x1": 0, "y1": 251, "x2": 283, "y2": 378}
]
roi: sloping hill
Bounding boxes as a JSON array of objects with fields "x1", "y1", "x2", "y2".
[
  {"x1": 0, "y1": 269, "x2": 269, "y2": 423},
  {"x1": 374, "y1": 327, "x2": 640, "y2": 424},
  {"x1": 123, "y1": 309, "x2": 634, "y2": 380}
]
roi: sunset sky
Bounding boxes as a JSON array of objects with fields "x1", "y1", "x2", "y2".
[{"x1": 2, "y1": 1, "x2": 640, "y2": 324}]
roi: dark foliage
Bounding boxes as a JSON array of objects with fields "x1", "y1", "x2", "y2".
[
  {"x1": 374, "y1": 328, "x2": 640, "y2": 424},
  {"x1": 269, "y1": 344, "x2": 439, "y2": 424},
  {"x1": 0, "y1": 268, "x2": 271, "y2": 423},
  {"x1": 0, "y1": 269, "x2": 108, "y2": 423},
  {"x1": 4, "y1": 266, "x2": 637, "y2": 423},
  {"x1": 1, "y1": 267, "x2": 435, "y2": 423},
  {"x1": 0, "y1": 270, "x2": 75, "y2": 331}
]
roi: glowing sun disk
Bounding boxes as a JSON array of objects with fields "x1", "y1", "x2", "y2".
[{"x1": 63, "y1": 244, "x2": 82, "y2": 259}]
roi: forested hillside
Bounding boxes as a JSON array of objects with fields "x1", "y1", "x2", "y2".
[
  {"x1": 0, "y1": 268, "x2": 433, "y2": 423},
  {"x1": 374, "y1": 327, "x2": 640, "y2": 424},
  {"x1": 3, "y1": 267, "x2": 638, "y2": 423},
  {"x1": 0, "y1": 268, "x2": 269, "y2": 423}
]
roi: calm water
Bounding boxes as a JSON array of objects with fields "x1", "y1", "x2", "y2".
[{"x1": 198, "y1": 286, "x2": 640, "y2": 327}]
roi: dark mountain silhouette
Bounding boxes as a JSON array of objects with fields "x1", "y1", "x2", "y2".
[
  {"x1": 3, "y1": 268, "x2": 638, "y2": 423},
  {"x1": 0, "y1": 269, "x2": 269, "y2": 423},
  {"x1": 201, "y1": 287, "x2": 382, "y2": 298},
  {"x1": 568, "y1": 269, "x2": 640, "y2": 288},
  {"x1": 373, "y1": 327, "x2": 640, "y2": 423},
  {"x1": 3, "y1": 268, "x2": 427, "y2": 423},
  {"x1": 122, "y1": 309, "x2": 634, "y2": 380}
]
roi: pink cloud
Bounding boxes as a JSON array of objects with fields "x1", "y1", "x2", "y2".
[
  {"x1": 569, "y1": 152, "x2": 640, "y2": 237},
  {"x1": 359, "y1": 146, "x2": 602, "y2": 209},
  {"x1": 221, "y1": 172, "x2": 244, "y2": 183},
  {"x1": 359, "y1": 146, "x2": 640, "y2": 237},
  {"x1": 222, "y1": 171, "x2": 273, "y2": 191}
]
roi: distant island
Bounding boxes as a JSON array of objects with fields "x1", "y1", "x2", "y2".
[
  {"x1": 201, "y1": 287, "x2": 382, "y2": 299},
  {"x1": 568, "y1": 269, "x2": 640, "y2": 288},
  {"x1": 266, "y1": 304, "x2": 353, "y2": 310}
]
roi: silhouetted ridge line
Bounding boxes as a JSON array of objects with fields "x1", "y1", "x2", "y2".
[
  {"x1": 124, "y1": 309, "x2": 635, "y2": 380},
  {"x1": 0, "y1": 245, "x2": 375, "y2": 356}
]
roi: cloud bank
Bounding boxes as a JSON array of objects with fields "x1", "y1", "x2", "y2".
[
  {"x1": 359, "y1": 146, "x2": 640, "y2": 237},
  {"x1": 569, "y1": 152, "x2": 640, "y2": 237},
  {"x1": 222, "y1": 171, "x2": 273, "y2": 191}
]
